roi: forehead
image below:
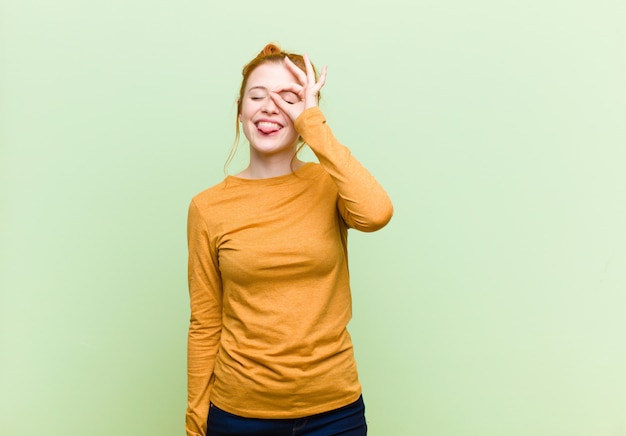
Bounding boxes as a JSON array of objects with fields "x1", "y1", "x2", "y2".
[{"x1": 245, "y1": 62, "x2": 298, "y2": 91}]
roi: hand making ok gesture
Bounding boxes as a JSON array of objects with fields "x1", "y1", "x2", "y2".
[{"x1": 269, "y1": 53, "x2": 328, "y2": 122}]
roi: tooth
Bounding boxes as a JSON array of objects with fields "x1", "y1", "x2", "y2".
[{"x1": 259, "y1": 122, "x2": 279, "y2": 128}]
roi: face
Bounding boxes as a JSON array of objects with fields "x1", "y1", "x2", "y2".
[{"x1": 239, "y1": 62, "x2": 301, "y2": 158}]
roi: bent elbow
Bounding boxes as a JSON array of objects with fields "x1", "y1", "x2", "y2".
[{"x1": 356, "y1": 201, "x2": 394, "y2": 232}]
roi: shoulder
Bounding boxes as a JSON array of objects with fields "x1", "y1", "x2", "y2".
[
  {"x1": 189, "y1": 179, "x2": 229, "y2": 212},
  {"x1": 307, "y1": 162, "x2": 335, "y2": 186}
]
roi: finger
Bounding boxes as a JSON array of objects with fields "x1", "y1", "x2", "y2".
[
  {"x1": 269, "y1": 91, "x2": 304, "y2": 120},
  {"x1": 303, "y1": 53, "x2": 316, "y2": 85},
  {"x1": 311, "y1": 65, "x2": 327, "y2": 93},
  {"x1": 284, "y1": 56, "x2": 307, "y2": 84},
  {"x1": 305, "y1": 66, "x2": 327, "y2": 104},
  {"x1": 272, "y1": 82, "x2": 304, "y2": 97},
  {"x1": 269, "y1": 91, "x2": 292, "y2": 114},
  {"x1": 269, "y1": 90, "x2": 305, "y2": 109}
]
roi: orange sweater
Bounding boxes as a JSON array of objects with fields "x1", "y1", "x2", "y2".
[{"x1": 186, "y1": 107, "x2": 393, "y2": 436}]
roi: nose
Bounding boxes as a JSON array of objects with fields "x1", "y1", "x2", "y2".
[{"x1": 261, "y1": 96, "x2": 279, "y2": 114}]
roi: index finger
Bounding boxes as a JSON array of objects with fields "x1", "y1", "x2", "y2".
[{"x1": 272, "y1": 82, "x2": 304, "y2": 98}]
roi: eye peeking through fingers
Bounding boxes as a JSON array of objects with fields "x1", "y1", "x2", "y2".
[{"x1": 279, "y1": 91, "x2": 299, "y2": 104}]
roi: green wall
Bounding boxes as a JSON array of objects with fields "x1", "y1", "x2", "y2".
[{"x1": 2, "y1": 1, "x2": 625, "y2": 435}]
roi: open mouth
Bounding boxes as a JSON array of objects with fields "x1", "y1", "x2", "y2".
[{"x1": 255, "y1": 121, "x2": 283, "y2": 134}]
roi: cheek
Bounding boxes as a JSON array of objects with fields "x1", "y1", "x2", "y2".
[{"x1": 239, "y1": 103, "x2": 257, "y2": 123}]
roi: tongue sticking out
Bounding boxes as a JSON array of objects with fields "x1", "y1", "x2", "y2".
[{"x1": 257, "y1": 122, "x2": 281, "y2": 134}]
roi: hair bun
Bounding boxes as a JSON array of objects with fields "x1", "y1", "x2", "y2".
[{"x1": 259, "y1": 43, "x2": 282, "y2": 56}]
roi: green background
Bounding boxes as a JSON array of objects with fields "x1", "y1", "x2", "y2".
[{"x1": 2, "y1": 0, "x2": 625, "y2": 435}]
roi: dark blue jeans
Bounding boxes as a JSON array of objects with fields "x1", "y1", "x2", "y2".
[{"x1": 206, "y1": 395, "x2": 367, "y2": 436}]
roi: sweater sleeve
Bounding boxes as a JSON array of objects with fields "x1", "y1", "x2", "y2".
[
  {"x1": 295, "y1": 107, "x2": 393, "y2": 232},
  {"x1": 186, "y1": 199, "x2": 223, "y2": 436}
]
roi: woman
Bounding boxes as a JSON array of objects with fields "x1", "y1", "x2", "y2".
[{"x1": 186, "y1": 43, "x2": 393, "y2": 436}]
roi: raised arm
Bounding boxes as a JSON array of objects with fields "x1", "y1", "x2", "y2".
[
  {"x1": 296, "y1": 108, "x2": 393, "y2": 231},
  {"x1": 271, "y1": 54, "x2": 393, "y2": 231}
]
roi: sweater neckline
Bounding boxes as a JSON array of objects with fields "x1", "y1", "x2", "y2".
[{"x1": 225, "y1": 162, "x2": 318, "y2": 186}]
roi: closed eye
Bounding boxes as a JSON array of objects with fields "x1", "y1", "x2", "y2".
[{"x1": 279, "y1": 91, "x2": 299, "y2": 104}]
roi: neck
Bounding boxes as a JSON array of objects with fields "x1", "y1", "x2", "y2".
[{"x1": 238, "y1": 149, "x2": 305, "y2": 179}]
